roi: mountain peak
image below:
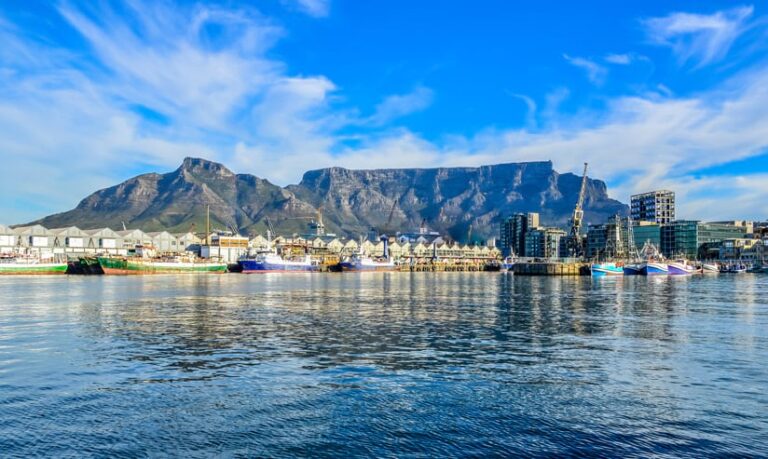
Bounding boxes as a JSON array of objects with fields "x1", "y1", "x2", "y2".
[
  {"x1": 178, "y1": 157, "x2": 234, "y2": 178},
  {"x1": 29, "y1": 157, "x2": 627, "y2": 239}
]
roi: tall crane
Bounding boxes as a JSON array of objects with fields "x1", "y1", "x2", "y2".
[{"x1": 568, "y1": 162, "x2": 589, "y2": 258}]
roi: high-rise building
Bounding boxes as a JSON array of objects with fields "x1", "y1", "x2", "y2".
[
  {"x1": 499, "y1": 212, "x2": 539, "y2": 256},
  {"x1": 524, "y1": 227, "x2": 566, "y2": 259},
  {"x1": 631, "y1": 190, "x2": 675, "y2": 224}
]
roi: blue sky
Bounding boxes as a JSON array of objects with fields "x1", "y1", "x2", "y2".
[{"x1": 1, "y1": 1, "x2": 768, "y2": 223}]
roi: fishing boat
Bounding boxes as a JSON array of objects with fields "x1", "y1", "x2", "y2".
[
  {"x1": 622, "y1": 263, "x2": 644, "y2": 275},
  {"x1": 667, "y1": 260, "x2": 700, "y2": 275},
  {"x1": 591, "y1": 262, "x2": 624, "y2": 277},
  {"x1": 0, "y1": 255, "x2": 68, "y2": 275},
  {"x1": 238, "y1": 252, "x2": 318, "y2": 273},
  {"x1": 724, "y1": 263, "x2": 748, "y2": 274},
  {"x1": 500, "y1": 256, "x2": 515, "y2": 273},
  {"x1": 339, "y1": 253, "x2": 396, "y2": 272},
  {"x1": 97, "y1": 256, "x2": 227, "y2": 274},
  {"x1": 702, "y1": 263, "x2": 720, "y2": 273},
  {"x1": 641, "y1": 261, "x2": 669, "y2": 275}
]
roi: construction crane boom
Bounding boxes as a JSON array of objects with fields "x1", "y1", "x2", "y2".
[{"x1": 568, "y1": 162, "x2": 589, "y2": 257}]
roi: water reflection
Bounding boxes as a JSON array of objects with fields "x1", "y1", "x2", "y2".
[{"x1": 0, "y1": 273, "x2": 766, "y2": 457}]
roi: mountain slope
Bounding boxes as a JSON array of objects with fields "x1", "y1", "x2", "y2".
[{"x1": 31, "y1": 157, "x2": 627, "y2": 240}]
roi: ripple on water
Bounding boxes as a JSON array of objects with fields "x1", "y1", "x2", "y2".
[{"x1": 0, "y1": 273, "x2": 766, "y2": 457}]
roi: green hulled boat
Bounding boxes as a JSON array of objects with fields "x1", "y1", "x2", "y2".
[
  {"x1": 0, "y1": 257, "x2": 68, "y2": 275},
  {"x1": 97, "y1": 256, "x2": 227, "y2": 274}
]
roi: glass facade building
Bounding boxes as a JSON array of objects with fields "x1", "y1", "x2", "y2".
[
  {"x1": 499, "y1": 212, "x2": 539, "y2": 256},
  {"x1": 631, "y1": 190, "x2": 675, "y2": 224}
]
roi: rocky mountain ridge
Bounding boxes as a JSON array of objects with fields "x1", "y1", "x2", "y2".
[{"x1": 30, "y1": 157, "x2": 628, "y2": 241}]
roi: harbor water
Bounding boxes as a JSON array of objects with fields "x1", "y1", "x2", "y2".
[{"x1": 1, "y1": 274, "x2": 767, "y2": 457}]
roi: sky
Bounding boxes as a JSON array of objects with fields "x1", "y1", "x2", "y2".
[{"x1": 1, "y1": 0, "x2": 768, "y2": 223}]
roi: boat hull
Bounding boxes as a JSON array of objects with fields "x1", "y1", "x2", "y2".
[
  {"x1": 98, "y1": 257, "x2": 227, "y2": 274},
  {"x1": 0, "y1": 263, "x2": 68, "y2": 275},
  {"x1": 591, "y1": 263, "x2": 624, "y2": 277},
  {"x1": 642, "y1": 262, "x2": 669, "y2": 275},
  {"x1": 239, "y1": 260, "x2": 318, "y2": 273},
  {"x1": 702, "y1": 263, "x2": 720, "y2": 273},
  {"x1": 623, "y1": 264, "x2": 643, "y2": 275},
  {"x1": 339, "y1": 262, "x2": 397, "y2": 272},
  {"x1": 668, "y1": 263, "x2": 699, "y2": 275}
]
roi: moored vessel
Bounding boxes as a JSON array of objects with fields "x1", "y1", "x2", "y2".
[
  {"x1": 622, "y1": 263, "x2": 643, "y2": 275},
  {"x1": 500, "y1": 256, "x2": 515, "y2": 273},
  {"x1": 591, "y1": 262, "x2": 624, "y2": 277},
  {"x1": 339, "y1": 253, "x2": 396, "y2": 272},
  {"x1": 702, "y1": 263, "x2": 720, "y2": 273},
  {"x1": 667, "y1": 261, "x2": 700, "y2": 275},
  {"x1": 641, "y1": 262, "x2": 669, "y2": 275},
  {"x1": 238, "y1": 253, "x2": 318, "y2": 273},
  {"x1": 97, "y1": 256, "x2": 227, "y2": 274},
  {"x1": 0, "y1": 255, "x2": 68, "y2": 275}
]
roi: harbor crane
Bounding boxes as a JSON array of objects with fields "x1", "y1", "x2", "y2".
[{"x1": 567, "y1": 162, "x2": 589, "y2": 258}]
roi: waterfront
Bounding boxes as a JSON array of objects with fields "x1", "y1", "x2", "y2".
[{"x1": 1, "y1": 274, "x2": 767, "y2": 457}]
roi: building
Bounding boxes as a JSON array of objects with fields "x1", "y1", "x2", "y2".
[
  {"x1": 524, "y1": 227, "x2": 565, "y2": 259},
  {"x1": 631, "y1": 190, "x2": 675, "y2": 224},
  {"x1": 83, "y1": 228, "x2": 122, "y2": 254},
  {"x1": 173, "y1": 232, "x2": 202, "y2": 252},
  {"x1": 201, "y1": 231, "x2": 249, "y2": 262},
  {"x1": 146, "y1": 231, "x2": 177, "y2": 252},
  {"x1": 49, "y1": 226, "x2": 90, "y2": 254},
  {"x1": 0, "y1": 224, "x2": 18, "y2": 254},
  {"x1": 661, "y1": 221, "x2": 747, "y2": 259},
  {"x1": 500, "y1": 212, "x2": 539, "y2": 256},
  {"x1": 13, "y1": 225, "x2": 54, "y2": 256},
  {"x1": 632, "y1": 222, "x2": 661, "y2": 252}
]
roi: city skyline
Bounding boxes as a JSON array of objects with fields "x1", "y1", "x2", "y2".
[{"x1": 1, "y1": 1, "x2": 767, "y2": 223}]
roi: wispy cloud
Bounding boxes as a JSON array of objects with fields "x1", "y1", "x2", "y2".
[
  {"x1": 605, "y1": 53, "x2": 632, "y2": 65},
  {"x1": 282, "y1": 0, "x2": 330, "y2": 18},
  {"x1": 1, "y1": 2, "x2": 768, "y2": 224},
  {"x1": 643, "y1": 6, "x2": 754, "y2": 67},
  {"x1": 563, "y1": 54, "x2": 607, "y2": 85},
  {"x1": 366, "y1": 86, "x2": 434, "y2": 126}
]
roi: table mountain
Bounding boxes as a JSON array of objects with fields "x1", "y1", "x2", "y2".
[{"x1": 30, "y1": 157, "x2": 627, "y2": 241}]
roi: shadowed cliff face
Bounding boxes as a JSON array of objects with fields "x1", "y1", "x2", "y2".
[{"x1": 31, "y1": 157, "x2": 627, "y2": 240}]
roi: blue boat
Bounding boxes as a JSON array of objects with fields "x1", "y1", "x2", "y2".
[
  {"x1": 591, "y1": 262, "x2": 624, "y2": 277},
  {"x1": 239, "y1": 253, "x2": 318, "y2": 273},
  {"x1": 641, "y1": 262, "x2": 669, "y2": 275},
  {"x1": 623, "y1": 263, "x2": 643, "y2": 275}
]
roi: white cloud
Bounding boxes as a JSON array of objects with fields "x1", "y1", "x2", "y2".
[
  {"x1": 644, "y1": 6, "x2": 754, "y2": 67},
  {"x1": 366, "y1": 86, "x2": 434, "y2": 126},
  {"x1": 605, "y1": 53, "x2": 632, "y2": 65},
  {"x1": 563, "y1": 54, "x2": 607, "y2": 85},
  {"x1": 282, "y1": 0, "x2": 330, "y2": 18},
  {"x1": 2, "y1": 2, "x2": 768, "y2": 225}
]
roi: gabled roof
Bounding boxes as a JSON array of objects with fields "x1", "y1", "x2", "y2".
[
  {"x1": 13, "y1": 224, "x2": 50, "y2": 235},
  {"x1": 117, "y1": 229, "x2": 149, "y2": 239},
  {"x1": 83, "y1": 228, "x2": 120, "y2": 237},
  {"x1": 49, "y1": 226, "x2": 87, "y2": 236}
]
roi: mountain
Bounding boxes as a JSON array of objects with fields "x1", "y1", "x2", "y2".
[{"x1": 30, "y1": 157, "x2": 627, "y2": 241}]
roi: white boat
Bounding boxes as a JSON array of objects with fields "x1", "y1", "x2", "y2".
[
  {"x1": 339, "y1": 254, "x2": 397, "y2": 272},
  {"x1": 702, "y1": 263, "x2": 720, "y2": 273},
  {"x1": 500, "y1": 256, "x2": 515, "y2": 273},
  {"x1": 668, "y1": 261, "x2": 700, "y2": 275}
]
